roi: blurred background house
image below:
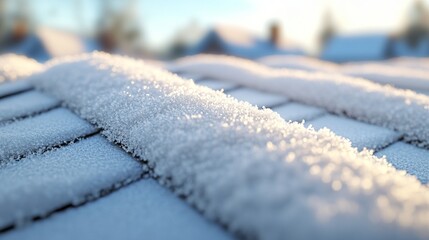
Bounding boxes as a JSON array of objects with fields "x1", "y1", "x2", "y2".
[{"x1": 0, "y1": 0, "x2": 428, "y2": 62}]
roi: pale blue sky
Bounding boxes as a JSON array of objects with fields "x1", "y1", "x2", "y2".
[{"x1": 12, "y1": 0, "x2": 429, "y2": 52}]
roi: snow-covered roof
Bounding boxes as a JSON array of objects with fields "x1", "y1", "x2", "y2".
[
  {"x1": 1, "y1": 53, "x2": 429, "y2": 240},
  {"x1": 1, "y1": 28, "x2": 99, "y2": 62},
  {"x1": 321, "y1": 33, "x2": 392, "y2": 62},
  {"x1": 187, "y1": 25, "x2": 304, "y2": 59}
]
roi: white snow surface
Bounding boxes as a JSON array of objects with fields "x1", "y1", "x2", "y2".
[
  {"x1": 0, "y1": 90, "x2": 60, "y2": 122},
  {"x1": 0, "y1": 54, "x2": 43, "y2": 83},
  {"x1": 342, "y1": 63, "x2": 429, "y2": 91},
  {"x1": 173, "y1": 54, "x2": 429, "y2": 147},
  {"x1": 2, "y1": 179, "x2": 231, "y2": 240},
  {"x1": 0, "y1": 135, "x2": 144, "y2": 229},
  {"x1": 29, "y1": 52, "x2": 429, "y2": 240},
  {"x1": 0, "y1": 108, "x2": 96, "y2": 161},
  {"x1": 258, "y1": 55, "x2": 339, "y2": 72}
]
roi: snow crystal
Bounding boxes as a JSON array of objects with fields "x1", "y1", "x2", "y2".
[
  {"x1": 227, "y1": 87, "x2": 288, "y2": 108},
  {"x1": 273, "y1": 102, "x2": 326, "y2": 122},
  {"x1": 376, "y1": 142, "x2": 429, "y2": 184},
  {"x1": 0, "y1": 54, "x2": 43, "y2": 83},
  {"x1": 0, "y1": 81, "x2": 32, "y2": 98},
  {"x1": 0, "y1": 108, "x2": 96, "y2": 161},
  {"x1": 0, "y1": 90, "x2": 60, "y2": 122},
  {"x1": 0, "y1": 135, "x2": 144, "y2": 229},
  {"x1": 30, "y1": 52, "x2": 429, "y2": 240},
  {"x1": 172, "y1": 54, "x2": 429, "y2": 147},
  {"x1": 2, "y1": 179, "x2": 231, "y2": 240},
  {"x1": 307, "y1": 115, "x2": 401, "y2": 150}
]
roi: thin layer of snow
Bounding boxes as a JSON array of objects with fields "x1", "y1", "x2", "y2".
[
  {"x1": 388, "y1": 57, "x2": 429, "y2": 71},
  {"x1": 197, "y1": 79, "x2": 238, "y2": 91},
  {"x1": 0, "y1": 108, "x2": 96, "y2": 161},
  {"x1": 342, "y1": 63, "x2": 429, "y2": 91},
  {"x1": 0, "y1": 54, "x2": 43, "y2": 83},
  {"x1": 273, "y1": 102, "x2": 326, "y2": 122},
  {"x1": 227, "y1": 88, "x2": 288, "y2": 108},
  {"x1": 172, "y1": 54, "x2": 429, "y2": 147},
  {"x1": 0, "y1": 135, "x2": 144, "y2": 229},
  {"x1": 2, "y1": 179, "x2": 231, "y2": 240},
  {"x1": 376, "y1": 142, "x2": 429, "y2": 184},
  {"x1": 307, "y1": 115, "x2": 401, "y2": 150},
  {"x1": 0, "y1": 81, "x2": 32, "y2": 98},
  {"x1": 0, "y1": 90, "x2": 60, "y2": 122},
  {"x1": 30, "y1": 52, "x2": 429, "y2": 240},
  {"x1": 258, "y1": 55, "x2": 339, "y2": 72}
]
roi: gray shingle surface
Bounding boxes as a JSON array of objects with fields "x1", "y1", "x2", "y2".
[
  {"x1": 228, "y1": 88, "x2": 288, "y2": 107},
  {"x1": 273, "y1": 102, "x2": 326, "y2": 122},
  {"x1": 198, "y1": 79, "x2": 238, "y2": 91},
  {"x1": 0, "y1": 136, "x2": 144, "y2": 229},
  {"x1": 0, "y1": 81, "x2": 32, "y2": 98},
  {"x1": 2, "y1": 179, "x2": 232, "y2": 240},
  {"x1": 0, "y1": 91, "x2": 60, "y2": 122},
  {"x1": 0, "y1": 108, "x2": 96, "y2": 161},
  {"x1": 307, "y1": 114, "x2": 402, "y2": 150},
  {"x1": 376, "y1": 142, "x2": 429, "y2": 184}
]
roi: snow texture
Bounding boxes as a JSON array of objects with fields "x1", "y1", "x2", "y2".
[
  {"x1": 273, "y1": 102, "x2": 326, "y2": 122},
  {"x1": 0, "y1": 108, "x2": 96, "y2": 161},
  {"x1": 227, "y1": 88, "x2": 288, "y2": 108},
  {"x1": 0, "y1": 135, "x2": 144, "y2": 229},
  {"x1": 197, "y1": 79, "x2": 238, "y2": 91},
  {"x1": 376, "y1": 142, "x2": 429, "y2": 184},
  {"x1": 172, "y1": 54, "x2": 429, "y2": 147},
  {"x1": 307, "y1": 115, "x2": 401, "y2": 150},
  {"x1": 0, "y1": 81, "x2": 32, "y2": 98},
  {"x1": 29, "y1": 52, "x2": 429, "y2": 240},
  {"x1": 342, "y1": 63, "x2": 429, "y2": 91},
  {"x1": 0, "y1": 54, "x2": 43, "y2": 83},
  {"x1": 258, "y1": 55, "x2": 339, "y2": 72},
  {"x1": 1, "y1": 179, "x2": 231, "y2": 240},
  {"x1": 0, "y1": 90, "x2": 60, "y2": 122}
]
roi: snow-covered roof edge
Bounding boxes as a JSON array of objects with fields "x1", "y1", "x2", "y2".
[
  {"x1": 28, "y1": 52, "x2": 429, "y2": 239},
  {"x1": 171, "y1": 54, "x2": 429, "y2": 147},
  {"x1": 0, "y1": 54, "x2": 44, "y2": 83}
]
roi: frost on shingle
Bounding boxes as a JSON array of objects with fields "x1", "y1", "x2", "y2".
[
  {"x1": 30, "y1": 52, "x2": 429, "y2": 240},
  {"x1": 2, "y1": 179, "x2": 231, "y2": 240},
  {"x1": 0, "y1": 108, "x2": 96, "y2": 161},
  {"x1": 0, "y1": 54, "x2": 43, "y2": 83},
  {"x1": 273, "y1": 102, "x2": 326, "y2": 122},
  {"x1": 0, "y1": 81, "x2": 33, "y2": 98},
  {"x1": 308, "y1": 115, "x2": 401, "y2": 150},
  {"x1": 197, "y1": 79, "x2": 238, "y2": 91},
  {"x1": 0, "y1": 135, "x2": 144, "y2": 229},
  {"x1": 258, "y1": 55, "x2": 339, "y2": 72},
  {"x1": 173, "y1": 54, "x2": 429, "y2": 147},
  {"x1": 376, "y1": 142, "x2": 429, "y2": 184},
  {"x1": 342, "y1": 63, "x2": 429, "y2": 91},
  {"x1": 0, "y1": 90, "x2": 60, "y2": 122},
  {"x1": 228, "y1": 88, "x2": 288, "y2": 108}
]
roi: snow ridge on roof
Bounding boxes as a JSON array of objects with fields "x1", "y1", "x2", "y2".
[
  {"x1": 0, "y1": 54, "x2": 43, "y2": 83},
  {"x1": 29, "y1": 52, "x2": 429, "y2": 240},
  {"x1": 173, "y1": 54, "x2": 429, "y2": 147}
]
